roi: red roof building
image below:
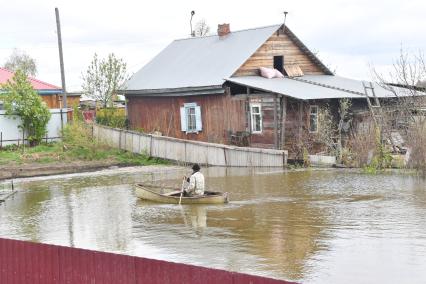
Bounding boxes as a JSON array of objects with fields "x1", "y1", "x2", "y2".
[
  {"x1": 0, "y1": 67, "x2": 80, "y2": 108},
  {"x1": 0, "y1": 67, "x2": 61, "y2": 93}
]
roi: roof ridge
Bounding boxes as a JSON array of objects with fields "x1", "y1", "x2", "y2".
[{"x1": 174, "y1": 23, "x2": 282, "y2": 42}]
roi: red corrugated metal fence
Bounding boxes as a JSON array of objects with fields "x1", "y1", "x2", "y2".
[{"x1": 0, "y1": 238, "x2": 296, "y2": 284}]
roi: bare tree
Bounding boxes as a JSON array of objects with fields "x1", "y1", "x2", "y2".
[
  {"x1": 194, "y1": 19, "x2": 210, "y2": 37},
  {"x1": 3, "y1": 49, "x2": 37, "y2": 76},
  {"x1": 337, "y1": 98, "x2": 352, "y2": 163},
  {"x1": 82, "y1": 53, "x2": 128, "y2": 108},
  {"x1": 372, "y1": 49, "x2": 426, "y2": 173}
]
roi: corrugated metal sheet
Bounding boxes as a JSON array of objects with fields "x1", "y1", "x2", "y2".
[
  {"x1": 0, "y1": 237, "x2": 297, "y2": 284},
  {"x1": 295, "y1": 75, "x2": 416, "y2": 98},
  {"x1": 0, "y1": 67, "x2": 61, "y2": 91},
  {"x1": 125, "y1": 25, "x2": 281, "y2": 91},
  {"x1": 227, "y1": 76, "x2": 360, "y2": 100},
  {"x1": 227, "y1": 75, "x2": 421, "y2": 100}
]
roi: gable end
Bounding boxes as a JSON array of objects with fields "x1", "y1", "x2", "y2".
[{"x1": 233, "y1": 26, "x2": 333, "y2": 77}]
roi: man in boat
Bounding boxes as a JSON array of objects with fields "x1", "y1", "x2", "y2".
[{"x1": 183, "y1": 164, "x2": 205, "y2": 196}]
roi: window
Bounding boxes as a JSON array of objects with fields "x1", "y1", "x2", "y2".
[
  {"x1": 309, "y1": 105, "x2": 318, "y2": 133},
  {"x1": 180, "y1": 103, "x2": 202, "y2": 133},
  {"x1": 250, "y1": 103, "x2": 262, "y2": 133},
  {"x1": 273, "y1": 56, "x2": 284, "y2": 72},
  {"x1": 187, "y1": 107, "x2": 196, "y2": 132}
]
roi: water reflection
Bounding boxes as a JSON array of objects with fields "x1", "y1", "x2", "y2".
[
  {"x1": 187, "y1": 206, "x2": 207, "y2": 236},
  {"x1": 1, "y1": 167, "x2": 426, "y2": 283}
]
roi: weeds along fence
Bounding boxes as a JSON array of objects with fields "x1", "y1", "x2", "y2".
[{"x1": 93, "y1": 124, "x2": 288, "y2": 167}]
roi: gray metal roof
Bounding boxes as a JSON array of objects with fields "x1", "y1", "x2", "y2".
[
  {"x1": 226, "y1": 75, "x2": 418, "y2": 100},
  {"x1": 294, "y1": 75, "x2": 411, "y2": 98},
  {"x1": 227, "y1": 76, "x2": 363, "y2": 100},
  {"x1": 125, "y1": 25, "x2": 282, "y2": 92}
]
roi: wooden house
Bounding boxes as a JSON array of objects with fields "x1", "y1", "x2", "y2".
[
  {"x1": 0, "y1": 68, "x2": 79, "y2": 109},
  {"x1": 123, "y1": 24, "x2": 413, "y2": 158}
]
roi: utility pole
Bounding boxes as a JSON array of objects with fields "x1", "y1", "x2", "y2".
[{"x1": 55, "y1": 7, "x2": 67, "y2": 109}]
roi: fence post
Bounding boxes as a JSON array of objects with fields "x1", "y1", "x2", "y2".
[
  {"x1": 149, "y1": 135, "x2": 153, "y2": 157},
  {"x1": 60, "y1": 108, "x2": 64, "y2": 137},
  {"x1": 0, "y1": 132, "x2": 2, "y2": 148},
  {"x1": 184, "y1": 141, "x2": 187, "y2": 166},
  {"x1": 119, "y1": 129, "x2": 122, "y2": 149}
]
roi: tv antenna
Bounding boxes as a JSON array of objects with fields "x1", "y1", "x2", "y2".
[
  {"x1": 283, "y1": 11, "x2": 289, "y2": 33},
  {"x1": 190, "y1": 11, "x2": 195, "y2": 37}
]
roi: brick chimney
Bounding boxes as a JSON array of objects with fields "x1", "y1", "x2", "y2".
[{"x1": 217, "y1": 24, "x2": 230, "y2": 37}]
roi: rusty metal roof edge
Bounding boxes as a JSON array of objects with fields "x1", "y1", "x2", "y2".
[{"x1": 123, "y1": 85, "x2": 224, "y2": 97}]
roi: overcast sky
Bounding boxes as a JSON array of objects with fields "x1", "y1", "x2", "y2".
[{"x1": 1, "y1": 0, "x2": 425, "y2": 91}]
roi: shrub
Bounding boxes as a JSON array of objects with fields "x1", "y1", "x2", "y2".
[
  {"x1": 96, "y1": 108, "x2": 127, "y2": 128},
  {"x1": 406, "y1": 121, "x2": 426, "y2": 174},
  {"x1": 1, "y1": 70, "x2": 51, "y2": 146}
]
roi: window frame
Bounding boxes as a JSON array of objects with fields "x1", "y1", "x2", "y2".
[
  {"x1": 309, "y1": 105, "x2": 319, "y2": 133},
  {"x1": 273, "y1": 55, "x2": 284, "y2": 72},
  {"x1": 250, "y1": 103, "x2": 263, "y2": 134},
  {"x1": 186, "y1": 106, "x2": 197, "y2": 132}
]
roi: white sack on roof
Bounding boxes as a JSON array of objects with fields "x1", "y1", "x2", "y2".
[{"x1": 259, "y1": 67, "x2": 284, "y2": 79}]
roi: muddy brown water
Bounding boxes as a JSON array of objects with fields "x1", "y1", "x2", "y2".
[{"x1": 1, "y1": 166, "x2": 426, "y2": 283}]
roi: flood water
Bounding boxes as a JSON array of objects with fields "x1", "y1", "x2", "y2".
[{"x1": 1, "y1": 166, "x2": 426, "y2": 283}]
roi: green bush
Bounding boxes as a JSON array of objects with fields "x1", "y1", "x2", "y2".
[
  {"x1": 95, "y1": 108, "x2": 127, "y2": 128},
  {"x1": 1, "y1": 70, "x2": 51, "y2": 145}
]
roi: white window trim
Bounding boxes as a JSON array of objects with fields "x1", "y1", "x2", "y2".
[
  {"x1": 181, "y1": 103, "x2": 202, "y2": 134},
  {"x1": 309, "y1": 105, "x2": 319, "y2": 133},
  {"x1": 250, "y1": 103, "x2": 262, "y2": 134}
]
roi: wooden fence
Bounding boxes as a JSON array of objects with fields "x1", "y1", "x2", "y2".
[
  {"x1": 0, "y1": 237, "x2": 296, "y2": 284},
  {"x1": 93, "y1": 124, "x2": 288, "y2": 167}
]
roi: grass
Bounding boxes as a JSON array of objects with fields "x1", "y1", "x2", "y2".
[{"x1": 0, "y1": 121, "x2": 168, "y2": 167}]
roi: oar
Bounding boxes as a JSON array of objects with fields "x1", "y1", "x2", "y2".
[{"x1": 178, "y1": 177, "x2": 185, "y2": 205}]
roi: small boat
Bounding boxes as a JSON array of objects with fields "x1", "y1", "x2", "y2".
[{"x1": 134, "y1": 183, "x2": 229, "y2": 204}]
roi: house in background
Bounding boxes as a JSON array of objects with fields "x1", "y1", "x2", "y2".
[
  {"x1": 123, "y1": 23, "x2": 415, "y2": 158},
  {"x1": 0, "y1": 67, "x2": 80, "y2": 109}
]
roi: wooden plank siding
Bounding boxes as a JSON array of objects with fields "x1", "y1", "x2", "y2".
[
  {"x1": 283, "y1": 98, "x2": 341, "y2": 159},
  {"x1": 247, "y1": 93, "x2": 280, "y2": 149},
  {"x1": 40, "y1": 94, "x2": 80, "y2": 109},
  {"x1": 126, "y1": 90, "x2": 337, "y2": 153},
  {"x1": 233, "y1": 31, "x2": 326, "y2": 77},
  {"x1": 126, "y1": 92, "x2": 246, "y2": 144}
]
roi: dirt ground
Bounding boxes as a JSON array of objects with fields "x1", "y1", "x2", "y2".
[{"x1": 0, "y1": 160, "x2": 133, "y2": 180}]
